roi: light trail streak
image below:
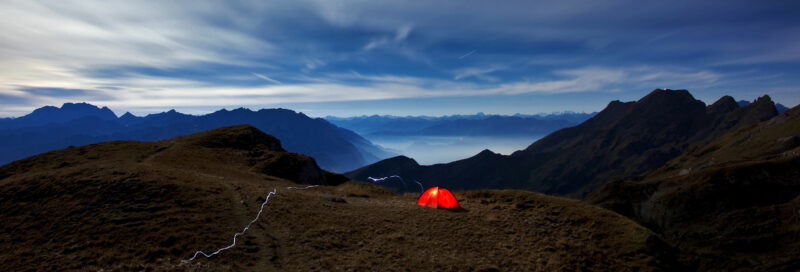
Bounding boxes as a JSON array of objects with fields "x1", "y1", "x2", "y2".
[
  {"x1": 368, "y1": 175, "x2": 424, "y2": 193},
  {"x1": 414, "y1": 181, "x2": 424, "y2": 193},
  {"x1": 285, "y1": 185, "x2": 319, "y2": 190},
  {"x1": 367, "y1": 175, "x2": 407, "y2": 187},
  {"x1": 184, "y1": 184, "x2": 318, "y2": 262}
]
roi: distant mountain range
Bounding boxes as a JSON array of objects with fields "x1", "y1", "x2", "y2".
[
  {"x1": 0, "y1": 103, "x2": 393, "y2": 172},
  {"x1": 325, "y1": 112, "x2": 595, "y2": 138},
  {"x1": 347, "y1": 89, "x2": 783, "y2": 197}
]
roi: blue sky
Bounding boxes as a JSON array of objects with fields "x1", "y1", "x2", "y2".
[{"x1": 1, "y1": 0, "x2": 799, "y2": 117}]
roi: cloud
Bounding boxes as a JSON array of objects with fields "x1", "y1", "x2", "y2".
[
  {"x1": 453, "y1": 66, "x2": 505, "y2": 81},
  {"x1": 363, "y1": 38, "x2": 389, "y2": 51},
  {"x1": 18, "y1": 87, "x2": 110, "y2": 98},
  {"x1": 626, "y1": 67, "x2": 723, "y2": 88},
  {"x1": 0, "y1": 0, "x2": 277, "y2": 106},
  {"x1": 0, "y1": 1, "x2": 273, "y2": 67},
  {"x1": 484, "y1": 67, "x2": 626, "y2": 94},
  {"x1": 0, "y1": 93, "x2": 31, "y2": 105},
  {"x1": 0, "y1": 1, "x2": 798, "y2": 116},
  {"x1": 0, "y1": 64, "x2": 768, "y2": 117},
  {"x1": 645, "y1": 30, "x2": 681, "y2": 44},
  {"x1": 363, "y1": 24, "x2": 414, "y2": 51},
  {"x1": 252, "y1": 73, "x2": 282, "y2": 84},
  {"x1": 303, "y1": 58, "x2": 327, "y2": 72},
  {"x1": 395, "y1": 24, "x2": 413, "y2": 41},
  {"x1": 473, "y1": 66, "x2": 723, "y2": 95},
  {"x1": 458, "y1": 50, "x2": 477, "y2": 59},
  {"x1": 713, "y1": 40, "x2": 800, "y2": 66},
  {"x1": 55, "y1": 66, "x2": 722, "y2": 106}
]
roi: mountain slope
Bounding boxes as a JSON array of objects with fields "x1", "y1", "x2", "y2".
[
  {"x1": 348, "y1": 89, "x2": 778, "y2": 197},
  {"x1": 588, "y1": 104, "x2": 800, "y2": 270},
  {"x1": 0, "y1": 125, "x2": 678, "y2": 271},
  {"x1": 0, "y1": 104, "x2": 393, "y2": 172}
]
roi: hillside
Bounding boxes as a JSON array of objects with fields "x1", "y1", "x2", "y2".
[
  {"x1": 588, "y1": 104, "x2": 800, "y2": 270},
  {"x1": 0, "y1": 104, "x2": 393, "y2": 172},
  {"x1": 348, "y1": 89, "x2": 778, "y2": 197},
  {"x1": 0, "y1": 125, "x2": 678, "y2": 271}
]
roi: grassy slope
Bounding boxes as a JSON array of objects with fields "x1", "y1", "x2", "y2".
[
  {"x1": 589, "y1": 106, "x2": 800, "y2": 270},
  {"x1": 0, "y1": 126, "x2": 676, "y2": 271}
]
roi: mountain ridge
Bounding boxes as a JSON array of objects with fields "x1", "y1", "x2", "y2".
[
  {"x1": 0, "y1": 102, "x2": 117, "y2": 130},
  {"x1": 0, "y1": 104, "x2": 392, "y2": 172},
  {"x1": 588, "y1": 103, "x2": 800, "y2": 270},
  {"x1": 348, "y1": 89, "x2": 779, "y2": 197}
]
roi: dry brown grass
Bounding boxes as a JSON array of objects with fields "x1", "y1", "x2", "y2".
[
  {"x1": 589, "y1": 107, "x2": 800, "y2": 270},
  {"x1": 0, "y1": 125, "x2": 678, "y2": 271}
]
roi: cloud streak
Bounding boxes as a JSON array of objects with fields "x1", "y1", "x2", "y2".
[
  {"x1": 252, "y1": 73, "x2": 282, "y2": 84},
  {"x1": 0, "y1": 0, "x2": 798, "y2": 117},
  {"x1": 458, "y1": 50, "x2": 477, "y2": 60},
  {"x1": 453, "y1": 65, "x2": 505, "y2": 81},
  {"x1": 363, "y1": 24, "x2": 414, "y2": 51},
  {"x1": 0, "y1": 64, "x2": 730, "y2": 117}
]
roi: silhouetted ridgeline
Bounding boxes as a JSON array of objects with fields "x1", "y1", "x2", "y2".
[
  {"x1": 0, "y1": 103, "x2": 393, "y2": 172},
  {"x1": 589, "y1": 102, "x2": 800, "y2": 270},
  {"x1": 348, "y1": 89, "x2": 782, "y2": 197}
]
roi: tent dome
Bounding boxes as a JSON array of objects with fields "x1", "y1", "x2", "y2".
[{"x1": 417, "y1": 186, "x2": 460, "y2": 209}]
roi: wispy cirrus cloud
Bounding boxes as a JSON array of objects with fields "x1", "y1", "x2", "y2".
[
  {"x1": 363, "y1": 24, "x2": 414, "y2": 51},
  {"x1": 0, "y1": 0, "x2": 799, "y2": 117},
  {"x1": 453, "y1": 66, "x2": 506, "y2": 81},
  {"x1": 2, "y1": 65, "x2": 729, "y2": 116},
  {"x1": 252, "y1": 73, "x2": 282, "y2": 84},
  {"x1": 458, "y1": 50, "x2": 477, "y2": 60}
]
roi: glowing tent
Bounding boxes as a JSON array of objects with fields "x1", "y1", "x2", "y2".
[{"x1": 417, "y1": 186, "x2": 460, "y2": 210}]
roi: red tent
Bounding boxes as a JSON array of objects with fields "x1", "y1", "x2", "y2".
[{"x1": 417, "y1": 186, "x2": 460, "y2": 210}]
